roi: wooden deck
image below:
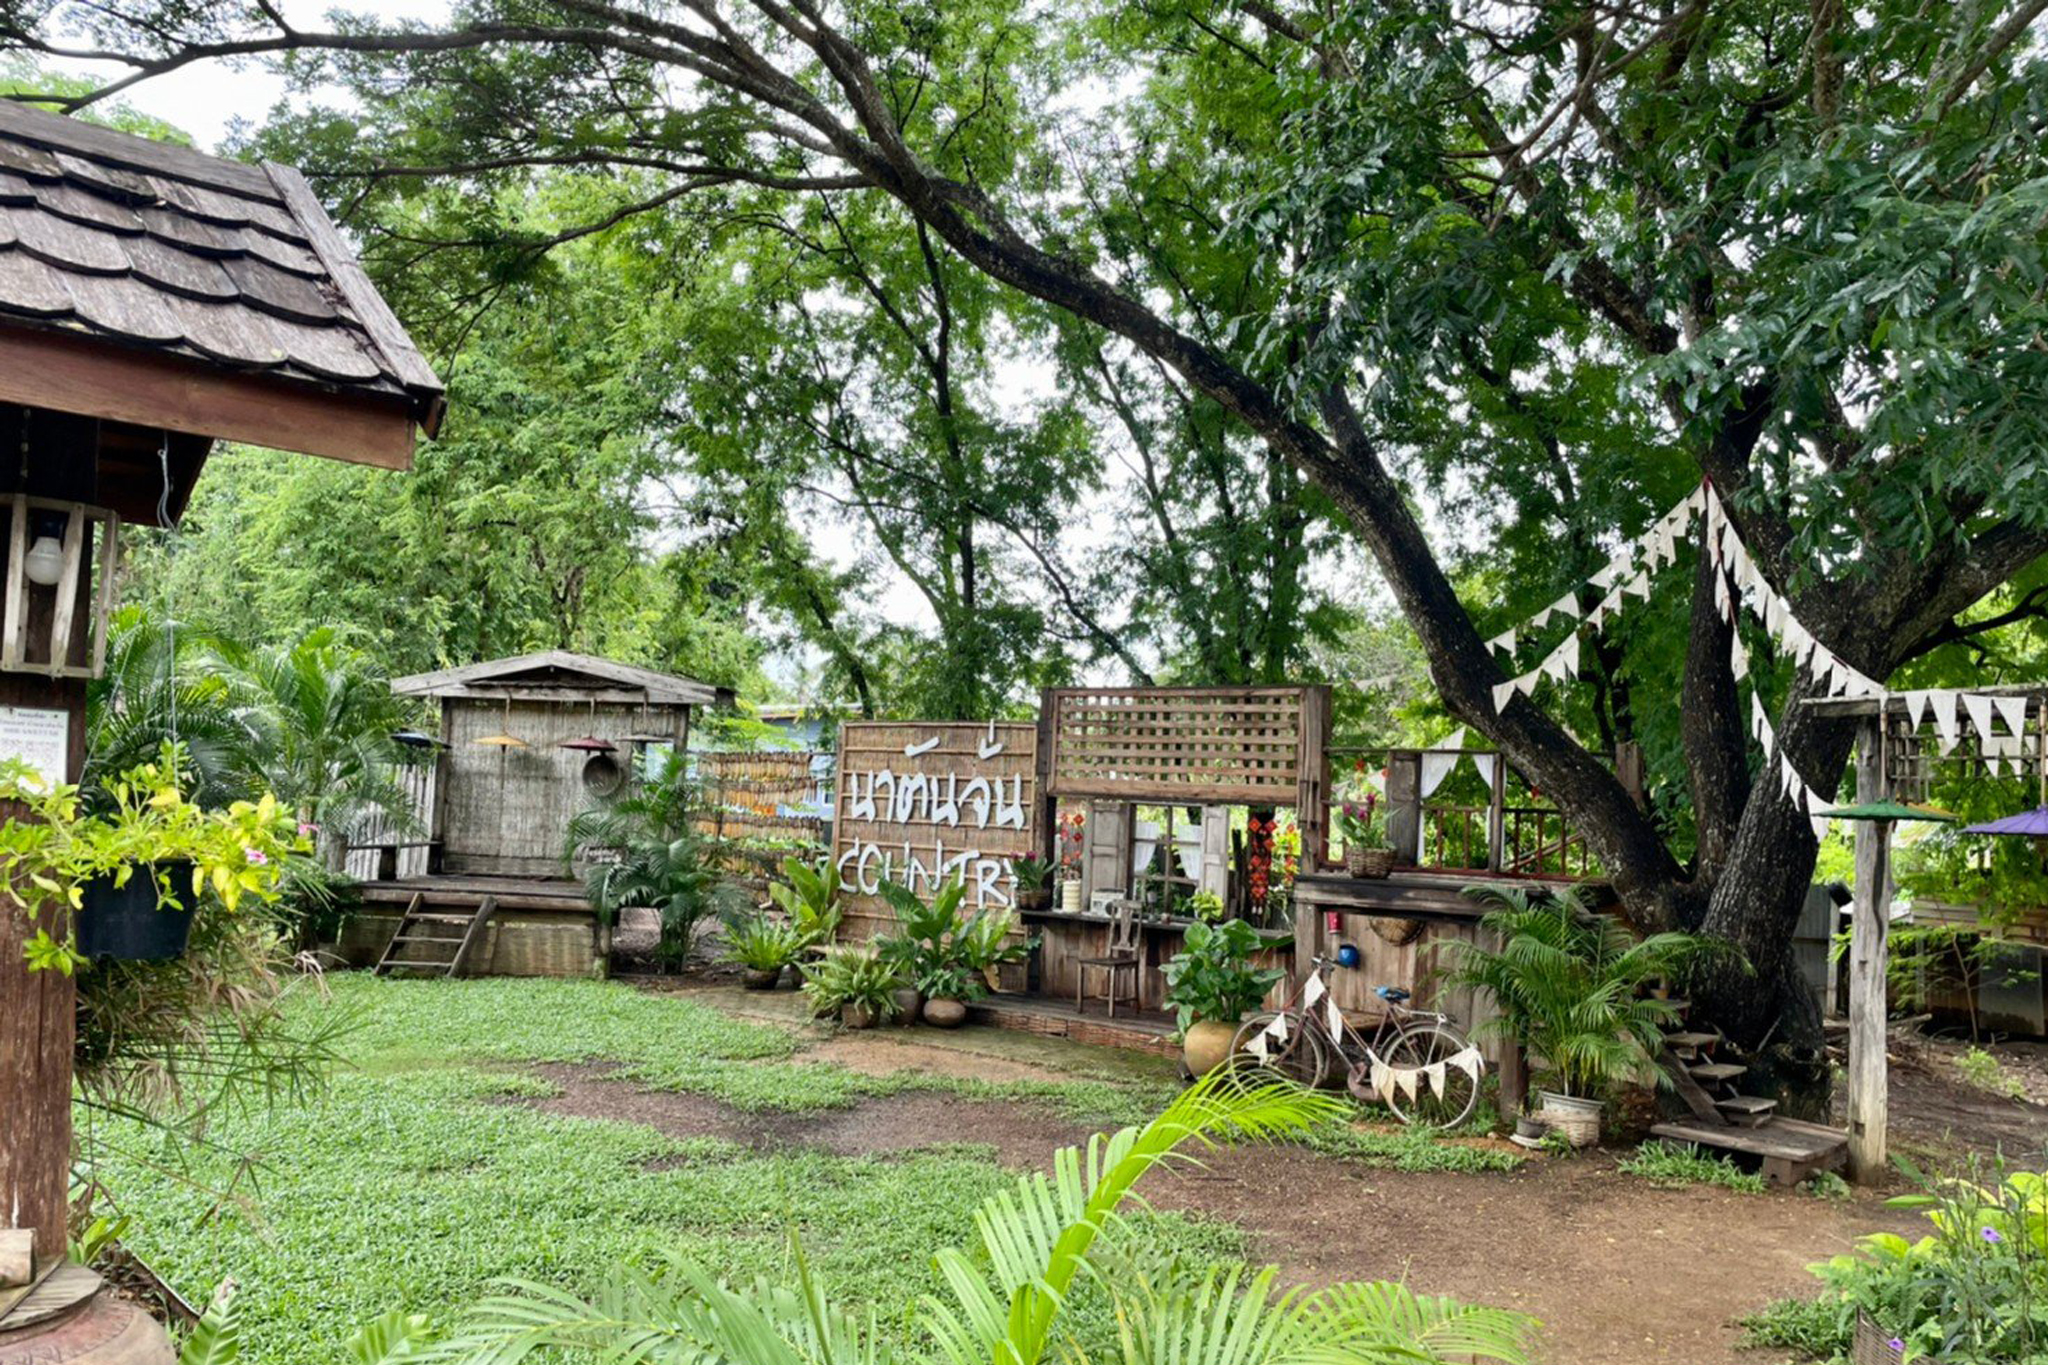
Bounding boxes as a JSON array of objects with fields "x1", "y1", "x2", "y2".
[
  {"x1": 357, "y1": 873, "x2": 592, "y2": 913},
  {"x1": 1648, "y1": 1115, "x2": 1849, "y2": 1187},
  {"x1": 968, "y1": 994, "x2": 1180, "y2": 1058}
]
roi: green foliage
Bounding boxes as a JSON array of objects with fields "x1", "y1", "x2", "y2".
[
  {"x1": 435, "y1": 1072, "x2": 1535, "y2": 1365},
  {"x1": 799, "y1": 944, "x2": 903, "y2": 1020},
  {"x1": 1789, "y1": 1153, "x2": 2048, "y2": 1362},
  {"x1": 343, "y1": 1312, "x2": 437, "y2": 1365},
  {"x1": 0, "y1": 753, "x2": 301, "y2": 974},
  {"x1": 179, "y1": 1282, "x2": 241, "y2": 1365},
  {"x1": 1304, "y1": 1124, "x2": 1524, "y2": 1175},
  {"x1": 1160, "y1": 919, "x2": 1286, "y2": 1033},
  {"x1": 1955, "y1": 1047, "x2": 2028, "y2": 1101},
  {"x1": 767, "y1": 857, "x2": 842, "y2": 946},
  {"x1": 1448, "y1": 886, "x2": 1731, "y2": 1099},
  {"x1": 720, "y1": 913, "x2": 809, "y2": 973},
  {"x1": 876, "y1": 876, "x2": 1033, "y2": 996},
  {"x1": 1009, "y1": 857, "x2": 1053, "y2": 893},
  {"x1": 1616, "y1": 1141, "x2": 1767, "y2": 1195},
  {"x1": 1738, "y1": 1295, "x2": 1843, "y2": 1358},
  {"x1": 567, "y1": 756, "x2": 743, "y2": 962}
]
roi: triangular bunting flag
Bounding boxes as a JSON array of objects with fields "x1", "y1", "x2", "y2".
[
  {"x1": 1549, "y1": 591, "x2": 1581, "y2": 621},
  {"x1": 1931, "y1": 691, "x2": 1961, "y2": 753},
  {"x1": 1905, "y1": 690, "x2": 1931, "y2": 731},
  {"x1": 1486, "y1": 631, "x2": 1516, "y2": 656},
  {"x1": 1492, "y1": 679, "x2": 1517, "y2": 713},
  {"x1": 1964, "y1": 692, "x2": 1998, "y2": 747},
  {"x1": 1995, "y1": 695, "x2": 2029, "y2": 738}
]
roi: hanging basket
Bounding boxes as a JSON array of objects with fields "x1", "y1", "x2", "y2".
[
  {"x1": 1368, "y1": 915, "x2": 1426, "y2": 946},
  {"x1": 1346, "y1": 847, "x2": 1395, "y2": 879},
  {"x1": 76, "y1": 862, "x2": 195, "y2": 961}
]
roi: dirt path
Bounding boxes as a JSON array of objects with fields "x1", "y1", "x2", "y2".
[{"x1": 502, "y1": 1058, "x2": 1916, "y2": 1364}]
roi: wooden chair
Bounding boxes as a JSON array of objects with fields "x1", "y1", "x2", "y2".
[{"x1": 1077, "y1": 897, "x2": 1142, "y2": 1017}]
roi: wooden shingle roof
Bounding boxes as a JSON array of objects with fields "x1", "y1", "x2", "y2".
[
  {"x1": 0, "y1": 100, "x2": 443, "y2": 464},
  {"x1": 392, "y1": 652, "x2": 731, "y2": 708}
]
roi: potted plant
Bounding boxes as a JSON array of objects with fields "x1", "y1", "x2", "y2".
[
  {"x1": 799, "y1": 944, "x2": 902, "y2": 1029},
  {"x1": 916, "y1": 962, "x2": 985, "y2": 1028},
  {"x1": 721, "y1": 911, "x2": 806, "y2": 989},
  {"x1": 1336, "y1": 794, "x2": 1393, "y2": 879},
  {"x1": 1447, "y1": 884, "x2": 1731, "y2": 1146},
  {"x1": 1161, "y1": 918, "x2": 1287, "y2": 1075},
  {"x1": 958, "y1": 904, "x2": 1036, "y2": 993},
  {"x1": 0, "y1": 750, "x2": 302, "y2": 973},
  {"x1": 768, "y1": 855, "x2": 842, "y2": 956},
  {"x1": 1009, "y1": 855, "x2": 1054, "y2": 911},
  {"x1": 1187, "y1": 889, "x2": 1225, "y2": 924}
]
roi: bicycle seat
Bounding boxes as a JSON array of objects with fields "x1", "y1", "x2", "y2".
[{"x1": 1374, "y1": 985, "x2": 1411, "y2": 1003}]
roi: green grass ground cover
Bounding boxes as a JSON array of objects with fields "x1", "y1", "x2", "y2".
[{"x1": 89, "y1": 976, "x2": 1228, "y2": 1364}]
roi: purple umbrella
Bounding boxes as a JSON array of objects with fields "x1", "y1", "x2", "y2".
[{"x1": 1962, "y1": 805, "x2": 2048, "y2": 837}]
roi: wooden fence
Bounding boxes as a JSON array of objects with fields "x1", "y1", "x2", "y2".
[{"x1": 692, "y1": 750, "x2": 831, "y2": 895}]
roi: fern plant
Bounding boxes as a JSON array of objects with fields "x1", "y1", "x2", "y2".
[
  {"x1": 1448, "y1": 885, "x2": 1734, "y2": 1099},
  {"x1": 434, "y1": 1072, "x2": 1538, "y2": 1365}
]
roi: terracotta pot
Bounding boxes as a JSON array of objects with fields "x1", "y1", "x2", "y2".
[
  {"x1": 892, "y1": 986, "x2": 922, "y2": 1024},
  {"x1": 741, "y1": 967, "x2": 782, "y2": 990},
  {"x1": 1182, "y1": 1019, "x2": 1239, "y2": 1076},
  {"x1": 842, "y1": 1002, "x2": 878, "y2": 1030},
  {"x1": 923, "y1": 996, "x2": 968, "y2": 1028}
]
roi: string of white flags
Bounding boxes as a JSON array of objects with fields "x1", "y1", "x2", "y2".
[{"x1": 1484, "y1": 478, "x2": 2037, "y2": 839}]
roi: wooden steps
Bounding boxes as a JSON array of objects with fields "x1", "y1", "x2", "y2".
[
  {"x1": 1650, "y1": 1116, "x2": 1847, "y2": 1187},
  {"x1": 1688, "y1": 1061, "x2": 1748, "y2": 1083},
  {"x1": 1714, "y1": 1094, "x2": 1779, "y2": 1127},
  {"x1": 374, "y1": 893, "x2": 498, "y2": 977}
]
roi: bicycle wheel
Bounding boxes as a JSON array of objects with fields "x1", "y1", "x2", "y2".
[
  {"x1": 1381, "y1": 1022, "x2": 1482, "y2": 1128},
  {"x1": 1229, "y1": 1012, "x2": 1329, "y2": 1088}
]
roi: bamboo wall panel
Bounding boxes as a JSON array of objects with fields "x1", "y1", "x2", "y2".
[
  {"x1": 440, "y1": 699, "x2": 685, "y2": 877},
  {"x1": 831, "y1": 721, "x2": 1039, "y2": 941}
]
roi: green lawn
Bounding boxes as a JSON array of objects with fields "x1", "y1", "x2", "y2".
[{"x1": 89, "y1": 976, "x2": 1234, "y2": 1364}]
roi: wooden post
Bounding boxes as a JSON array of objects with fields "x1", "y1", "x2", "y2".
[
  {"x1": 1847, "y1": 719, "x2": 1890, "y2": 1183},
  {"x1": 1484, "y1": 753, "x2": 1507, "y2": 873},
  {"x1": 0, "y1": 675, "x2": 85, "y2": 1261},
  {"x1": 1385, "y1": 750, "x2": 1423, "y2": 866},
  {"x1": 1296, "y1": 684, "x2": 1332, "y2": 871}
]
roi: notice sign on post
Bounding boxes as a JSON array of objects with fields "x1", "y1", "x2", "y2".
[
  {"x1": 0, "y1": 706, "x2": 70, "y2": 788},
  {"x1": 831, "y1": 720, "x2": 1040, "y2": 940}
]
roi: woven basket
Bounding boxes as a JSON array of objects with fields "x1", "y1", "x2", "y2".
[
  {"x1": 1368, "y1": 915, "x2": 1426, "y2": 946},
  {"x1": 1346, "y1": 847, "x2": 1395, "y2": 879},
  {"x1": 1536, "y1": 1094, "x2": 1602, "y2": 1148}
]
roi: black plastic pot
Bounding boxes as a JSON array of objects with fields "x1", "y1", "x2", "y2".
[{"x1": 75, "y1": 863, "x2": 194, "y2": 961}]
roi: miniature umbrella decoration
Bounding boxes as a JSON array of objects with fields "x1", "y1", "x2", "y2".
[
  {"x1": 1819, "y1": 800, "x2": 1956, "y2": 823},
  {"x1": 474, "y1": 732, "x2": 529, "y2": 748},
  {"x1": 1962, "y1": 806, "x2": 2048, "y2": 837},
  {"x1": 559, "y1": 735, "x2": 617, "y2": 752},
  {"x1": 391, "y1": 729, "x2": 447, "y2": 749}
]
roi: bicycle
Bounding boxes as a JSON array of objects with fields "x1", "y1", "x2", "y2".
[{"x1": 1230, "y1": 954, "x2": 1485, "y2": 1128}]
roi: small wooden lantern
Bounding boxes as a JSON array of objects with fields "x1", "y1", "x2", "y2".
[{"x1": 0, "y1": 495, "x2": 116, "y2": 678}]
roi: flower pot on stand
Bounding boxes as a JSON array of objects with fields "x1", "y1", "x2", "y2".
[
  {"x1": 741, "y1": 967, "x2": 783, "y2": 991},
  {"x1": 1535, "y1": 1089, "x2": 1602, "y2": 1148},
  {"x1": 76, "y1": 863, "x2": 194, "y2": 961},
  {"x1": 1182, "y1": 1019, "x2": 1238, "y2": 1076},
  {"x1": 923, "y1": 996, "x2": 968, "y2": 1028},
  {"x1": 891, "y1": 985, "x2": 922, "y2": 1024}
]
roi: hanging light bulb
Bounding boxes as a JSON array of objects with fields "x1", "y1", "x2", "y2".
[{"x1": 23, "y1": 532, "x2": 64, "y2": 587}]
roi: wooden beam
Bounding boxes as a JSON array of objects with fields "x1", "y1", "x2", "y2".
[
  {"x1": 0, "y1": 326, "x2": 417, "y2": 470},
  {"x1": 1847, "y1": 720, "x2": 1891, "y2": 1182}
]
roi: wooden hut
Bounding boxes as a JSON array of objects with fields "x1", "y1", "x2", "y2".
[
  {"x1": 0, "y1": 100, "x2": 442, "y2": 1345},
  {"x1": 347, "y1": 652, "x2": 729, "y2": 976}
]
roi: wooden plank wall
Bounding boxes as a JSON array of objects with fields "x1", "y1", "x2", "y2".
[
  {"x1": 831, "y1": 721, "x2": 1041, "y2": 942},
  {"x1": 1290, "y1": 907, "x2": 1510, "y2": 1066},
  {"x1": 440, "y1": 699, "x2": 685, "y2": 877},
  {"x1": 344, "y1": 759, "x2": 436, "y2": 881}
]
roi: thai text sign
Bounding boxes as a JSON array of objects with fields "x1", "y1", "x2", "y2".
[{"x1": 831, "y1": 721, "x2": 1039, "y2": 933}]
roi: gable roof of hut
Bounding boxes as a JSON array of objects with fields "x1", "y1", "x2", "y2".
[{"x1": 391, "y1": 651, "x2": 731, "y2": 708}]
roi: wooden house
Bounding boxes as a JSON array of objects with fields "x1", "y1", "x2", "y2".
[{"x1": 346, "y1": 652, "x2": 729, "y2": 976}]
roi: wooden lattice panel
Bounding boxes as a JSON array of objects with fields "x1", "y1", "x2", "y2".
[
  {"x1": 831, "y1": 721, "x2": 1040, "y2": 940},
  {"x1": 1046, "y1": 687, "x2": 1324, "y2": 807}
]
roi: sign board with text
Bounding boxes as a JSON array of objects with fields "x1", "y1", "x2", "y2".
[{"x1": 830, "y1": 720, "x2": 1040, "y2": 940}]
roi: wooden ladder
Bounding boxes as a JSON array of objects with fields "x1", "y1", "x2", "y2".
[{"x1": 374, "y1": 894, "x2": 497, "y2": 978}]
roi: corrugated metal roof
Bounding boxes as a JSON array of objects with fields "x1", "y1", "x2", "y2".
[{"x1": 0, "y1": 101, "x2": 443, "y2": 432}]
